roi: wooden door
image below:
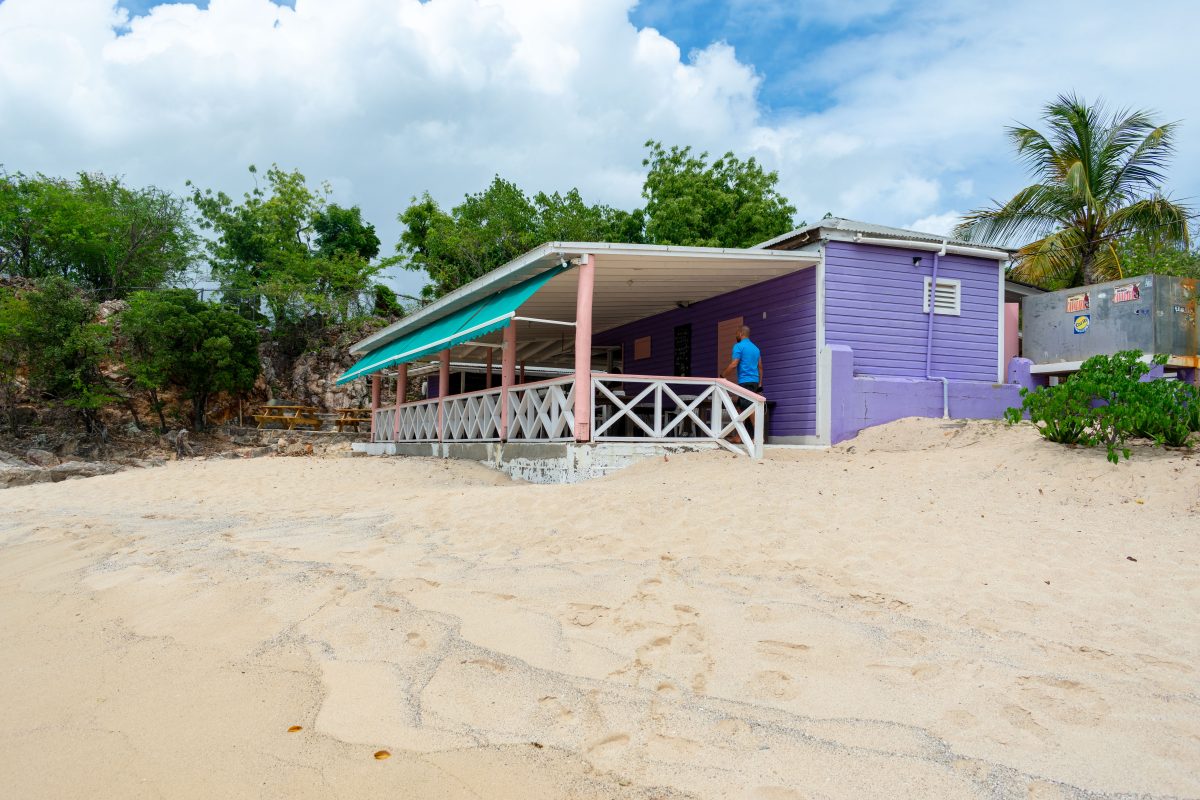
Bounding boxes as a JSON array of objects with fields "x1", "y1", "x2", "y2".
[{"x1": 716, "y1": 316, "x2": 743, "y2": 377}]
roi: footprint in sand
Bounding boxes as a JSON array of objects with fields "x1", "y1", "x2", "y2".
[
  {"x1": 587, "y1": 732, "x2": 630, "y2": 756},
  {"x1": 537, "y1": 695, "x2": 574, "y2": 721},
  {"x1": 746, "y1": 605, "x2": 772, "y2": 623},
  {"x1": 405, "y1": 631, "x2": 427, "y2": 649},
  {"x1": 463, "y1": 657, "x2": 507, "y2": 673},
  {"x1": 756, "y1": 640, "x2": 811, "y2": 661},
  {"x1": 749, "y1": 670, "x2": 796, "y2": 700}
]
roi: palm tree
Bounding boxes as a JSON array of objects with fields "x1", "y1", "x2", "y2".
[{"x1": 956, "y1": 94, "x2": 1191, "y2": 288}]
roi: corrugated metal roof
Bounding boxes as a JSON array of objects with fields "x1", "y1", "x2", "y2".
[{"x1": 756, "y1": 217, "x2": 1012, "y2": 251}]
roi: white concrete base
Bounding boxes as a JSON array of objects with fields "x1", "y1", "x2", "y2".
[{"x1": 351, "y1": 440, "x2": 723, "y2": 483}]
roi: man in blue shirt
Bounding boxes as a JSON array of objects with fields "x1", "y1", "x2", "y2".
[
  {"x1": 721, "y1": 326, "x2": 763, "y2": 443},
  {"x1": 723, "y1": 325, "x2": 763, "y2": 394}
]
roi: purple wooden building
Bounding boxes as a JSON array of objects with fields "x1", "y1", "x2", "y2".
[{"x1": 342, "y1": 219, "x2": 1024, "y2": 480}]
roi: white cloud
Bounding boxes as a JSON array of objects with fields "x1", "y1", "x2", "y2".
[
  {"x1": 1, "y1": 0, "x2": 1197, "y2": 295},
  {"x1": 908, "y1": 212, "x2": 964, "y2": 238}
]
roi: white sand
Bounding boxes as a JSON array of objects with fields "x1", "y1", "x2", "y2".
[{"x1": 1, "y1": 418, "x2": 1197, "y2": 799}]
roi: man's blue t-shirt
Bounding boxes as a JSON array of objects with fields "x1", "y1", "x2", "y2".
[{"x1": 732, "y1": 338, "x2": 761, "y2": 384}]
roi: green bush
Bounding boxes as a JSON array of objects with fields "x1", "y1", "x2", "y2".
[{"x1": 1006, "y1": 350, "x2": 1197, "y2": 463}]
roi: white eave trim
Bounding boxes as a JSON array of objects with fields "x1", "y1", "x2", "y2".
[
  {"x1": 851, "y1": 234, "x2": 1012, "y2": 261},
  {"x1": 352, "y1": 241, "x2": 819, "y2": 354}
]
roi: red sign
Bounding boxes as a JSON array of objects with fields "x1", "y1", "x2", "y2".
[
  {"x1": 1066, "y1": 293, "x2": 1089, "y2": 312},
  {"x1": 1112, "y1": 283, "x2": 1141, "y2": 303}
]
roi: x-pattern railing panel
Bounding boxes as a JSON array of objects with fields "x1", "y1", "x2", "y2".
[
  {"x1": 507, "y1": 378, "x2": 576, "y2": 441},
  {"x1": 372, "y1": 408, "x2": 397, "y2": 442},
  {"x1": 395, "y1": 398, "x2": 439, "y2": 442},
  {"x1": 592, "y1": 374, "x2": 764, "y2": 458},
  {"x1": 442, "y1": 389, "x2": 502, "y2": 441}
]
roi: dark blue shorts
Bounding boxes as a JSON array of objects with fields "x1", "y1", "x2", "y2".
[{"x1": 736, "y1": 382, "x2": 761, "y2": 411}]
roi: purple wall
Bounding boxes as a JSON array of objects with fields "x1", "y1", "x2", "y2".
[
  {"x1": 594, "y1": 267, "x2": 818, "y2": 438},
  {"x1": 824, "y1": 241, "x2": 1000, "y2": 382},
  {"x1": 827, "y1": 344, "x2": 1021, "y2": 444}
]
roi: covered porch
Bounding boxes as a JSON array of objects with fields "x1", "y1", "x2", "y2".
[{"x1": 340, "y1": 243, "x2": 819, "y2": 462}]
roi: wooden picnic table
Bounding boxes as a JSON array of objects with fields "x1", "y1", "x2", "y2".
[
  {"x1": 332, "y1": 407, "x2": 372, "y2": 432},
  {"x1": 254, "y1": 404, "x2": 322, "y2": 430}
]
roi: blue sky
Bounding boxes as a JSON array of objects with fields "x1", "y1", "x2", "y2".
[
  {"x1": 628, "y1": 0, "x2": 899, "y2": 114},
  {"x1": 4, "y1": 1, "x2": 1198, "y2": 295}
]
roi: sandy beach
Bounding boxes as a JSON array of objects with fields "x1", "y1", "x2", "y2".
[{"x1": 1, "y1": 418, "x2": 1197, "y2": 799}]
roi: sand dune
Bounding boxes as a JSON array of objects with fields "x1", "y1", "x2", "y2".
[{"x1": 1, "y1": 418, "x2": 1197, "y2": 798}]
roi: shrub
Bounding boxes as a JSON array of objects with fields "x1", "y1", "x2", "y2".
[{"x1": 1006, "y1": 350, "x2": 1196, "y2": 463}]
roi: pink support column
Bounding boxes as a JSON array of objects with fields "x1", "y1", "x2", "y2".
[
  {"x1": 438, "y1": 350, "x2": 450, "y2": 441},
  {"x1": 501, "y1": 325, "x2": 517, "y2": 439},
  {"x1": 573, "y1": 253, "x2": 595, "y2": 441},
  {"x1": 486, "y1": 348, "x2": 494, "y2": 389},
  {"x1": 369, "y1": 374, "x2": 381, "y2": 442},
  {"x1": 1004, "y1": 303, "x2": 1020, "y2": 380},
  {"x1": 394, "y1": 363, "x2": 407, "y2": 439}
]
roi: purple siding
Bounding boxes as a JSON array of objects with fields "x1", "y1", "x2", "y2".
[
  {"x1": 827, "y1": 344, "x2": 1020, "y2": 444},
  {"x1": 594, "y1": 267, "x2": 818, "y2": 438},
  {"x1": 824, "y1": 241, "x2": 999, "y2": 382}
]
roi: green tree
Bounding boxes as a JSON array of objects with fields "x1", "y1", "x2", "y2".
[
  {"x1": 640, "y1": 141, "x2": 796, "y2": 247},
  {"x1": 0, "y1": 288, "x2": 28, "y2": 433},
  {"x1": 120, "y1": 290, "x2": 260, "y2": 431},
  {"x1": 956, "y1": 94, "x2": 1192, "y2": 289},
  {"x1": 398, "y1": 179, "x2": 647, "y2": 300},
  {"x1": 532, "y1": 189, "x2": 645, "y2": 245},
  {"x1": 18, "y1": 277, "x2": 116, "y2": 433},
  {"x1": 1115, "y1": 233, "x2": 1200, "y2": 279},
  {"x1": 0, "y1": 171, "x2": 197, "y2": 295},
  {"x1": 397, "y1": 177, "x2": 539, "y2": 301},
  {"x1": 189, "y1": 165, "x2": 384, "y2": 330}
]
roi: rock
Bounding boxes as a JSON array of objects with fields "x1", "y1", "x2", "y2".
[
  {"x1": 48, "y1": 461, "x2": 123, "y2": 482},
  {"x1": 124, "y1": 422, "x2": 141, "y2": 436},
  {"x1": 96, "y1": 299, "x2": 127, "y2": 322},
  {"x1": 24, "y1": 448, "x2": 60, "y2": 467},
  {"x1": 0, "y1": 462, "x2": 51, "y2": 489},
  {"x1": 237, "y1": 446, "x2": 274, "y2": 459},
  {"x1": 0, "y1": 450, "x2": 28, "y2": 468},
  {"x1": 174, "y1": 429, "x2": 194, "y2": 458}
]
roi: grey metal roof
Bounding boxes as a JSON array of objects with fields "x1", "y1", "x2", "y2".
[{"x1": 755, "y1": 217, "x2": 1012, "y2": 252}]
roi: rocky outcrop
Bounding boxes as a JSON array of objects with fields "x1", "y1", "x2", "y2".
[{"x1": 0, "y1": 449, "x2": 131, "y2": 489}]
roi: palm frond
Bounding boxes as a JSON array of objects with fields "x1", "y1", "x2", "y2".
[
  {"x1": 954, "y1": 183, "x2": 1072, "y2": 246},
  {"x1": 1106, "y1": 196, "x2": 1192, "y2": 246},
  {"x1": 1010, "y1": 227, "x2": 1088, "y2": 289},
  {"x1": 1107, "y1": 122, "x2": 1178, "y2": 202}
]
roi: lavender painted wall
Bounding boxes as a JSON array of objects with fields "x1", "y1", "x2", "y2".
[
  {"x1": 824, "y1": 241, "x2": 1000, "y2": 381},
  {"x1": 827, "y1": 344, "x2": 1021, "y2": 444},
  {"x1": 594, "y1": 267, "x2": 818, "y2": 438}
]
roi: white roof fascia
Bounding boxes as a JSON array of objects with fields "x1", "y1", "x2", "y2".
[{"x1": 352, "y1": 241, "x2": 818, "y2": 353}]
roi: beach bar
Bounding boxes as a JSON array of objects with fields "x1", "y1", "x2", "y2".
[{"x1": 340, "y1": 219, "x2": 1024, "y2": 481}]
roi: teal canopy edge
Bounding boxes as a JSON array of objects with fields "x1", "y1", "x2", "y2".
[{"x1": 336, "y1": 265, "x2": 567, "y2": 385}]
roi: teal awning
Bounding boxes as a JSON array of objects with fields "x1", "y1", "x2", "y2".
[{"x1": 336, "y1": 265, "x2": 567, "y2": 385}]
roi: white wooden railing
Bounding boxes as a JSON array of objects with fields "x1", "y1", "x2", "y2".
[
  {"x1": 395, "y1": 397, "x2": 439, "y2": 442},
  {"x1": 370, "y1": 373, "x2": 763, "y2": 458},
  {"x1": 442, "y1": 387, "x2": 502, "y2": 441},
  {"x1": 372, "y1": 407, "x2": 396, "y2": 442},
  {"x1": 506, "y1": 376, "x2": 576, "y2": 441},
  {"x1": 591, "y1": 374, "x2": 764, "y2": 458}
]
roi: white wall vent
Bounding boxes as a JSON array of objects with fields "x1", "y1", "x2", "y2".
[{"x1": 923, "y1": 277, "x2": 961, "y2": 316}]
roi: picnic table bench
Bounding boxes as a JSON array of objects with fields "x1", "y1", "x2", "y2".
[
  {"x1": 254, "y1": 405, "x2": 322, "y2": 430},
  {"x1": 333, "y1": 407, "x2": 371, "y2": 432}
]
